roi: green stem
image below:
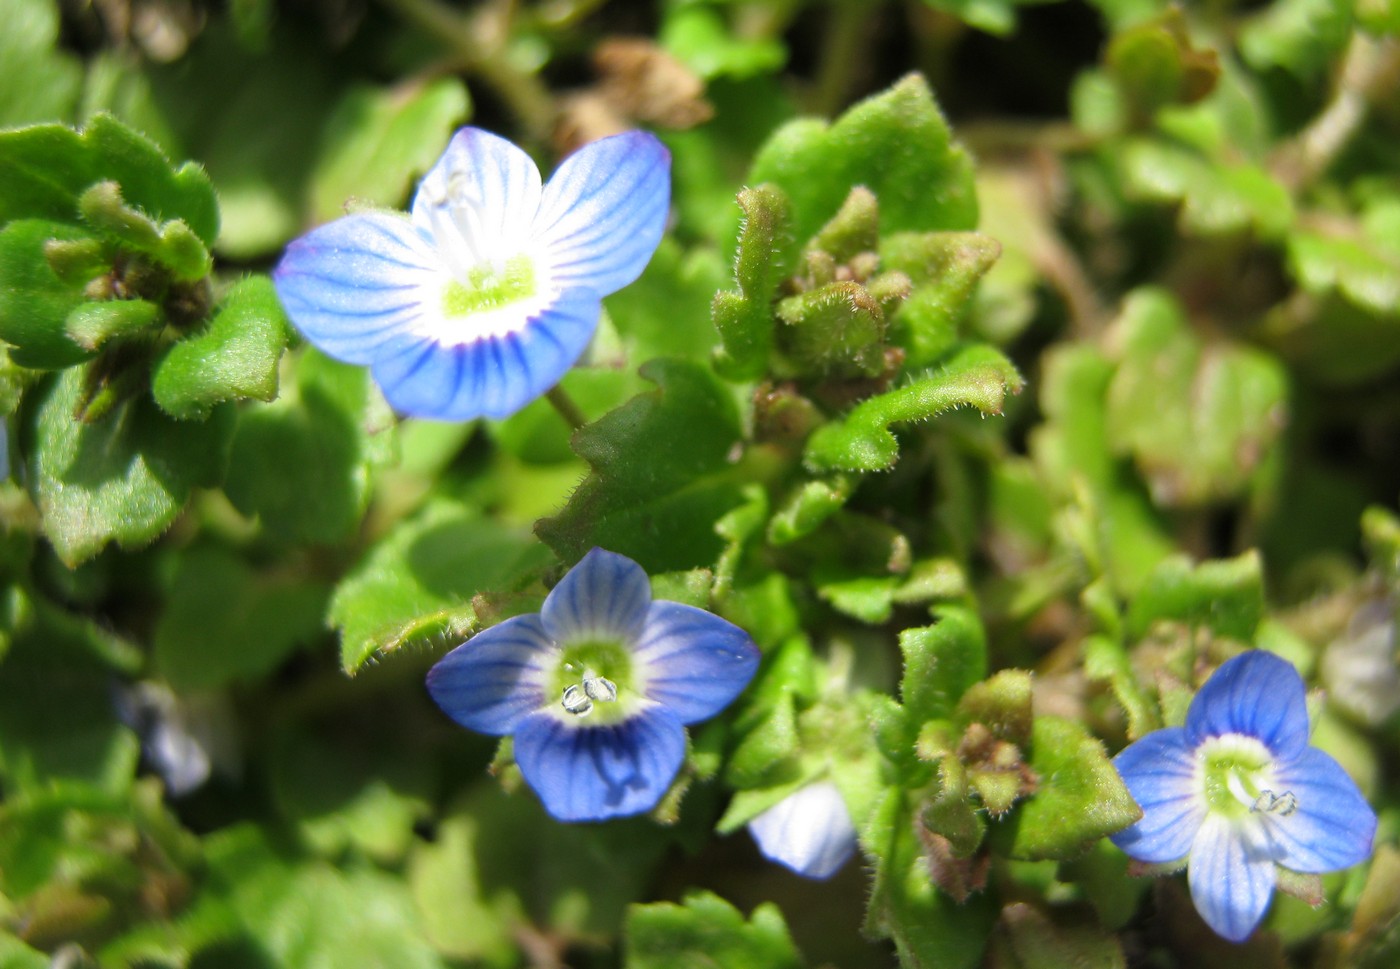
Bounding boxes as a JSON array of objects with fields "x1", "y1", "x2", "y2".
[
  {"x1": 545, "y1": 385, "x2": 587, "y2": 431},
  {"x1": 812, "y1": 0, "x2": 872, "y2": 117},
  {"x1": 1279, "y1": 35, "x2": 1400, "y2": 191},
  {"x1": 376, "y1": 0, "x2": 555, "y2": 144}
]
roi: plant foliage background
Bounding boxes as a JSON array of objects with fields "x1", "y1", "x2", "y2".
[{"x1": 2, "y1": 0, "x2": 1400, "y2": 966}]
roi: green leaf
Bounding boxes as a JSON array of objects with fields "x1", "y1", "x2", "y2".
[
  {"x1": 536, "y1": 358, "x2": 747, "y2": 573},
  {"x1": 79, "y1": 53, "x2": 182, "y2": 158},
  {"x1": 0, "y1": 780, "x2": 199, "y2": 958},
  {"x1": 0, "y1": 932, "x2": 48, "y2": 969},
  {"x1": 1125, "y1": 551, "x2": 1265, "y2": 643},
  {"x1": 0, "y1": 220, "x2": 98, "y2": 369},
  {"x1": 153, "y1": 544, "x2": 329, "y2": 690},
  {"x1": 920, "y1": 0, "x2": 1026, "y2": 35},
  {"x1": 329, "y1": 500, "x2": 551, "y2": 674},
  {"x1": 1263, "y1": 291, "x2": 1400, "y2": 386},
  {"x1": 1030, "y1": 345, "x2": 1175, "y2": 593},
  {"x1": 711, "y1": 184, "x2": 792, "y2": 380},
  {"x1": 64, "y1": 299, "x2": 160, "y2": 352},
  {"x1": 1239, "y1": 0, "x2": 1354, "y2": 80},
  {"x1": 1122, "y1": 139, "x2": 1294, "y2": 239},
  {"x1": 997, "y1": 716, "x2": 1141, "y2": 861},
  {"x1": 82, "y1": 115, "x2": 220, "y2": 246},
  {"x1": 1287, "y1": 217, "x2": 1400, "y2": 317},
  {"x1": 0, "y1": 0, "x2": 82, "y2": 127},
  {"x1": 725, "y1": 691, "x2": 801, "y2": 788},
  {"x1": 184, "y1": 825, "x2": 450, "y2": 969},
  {"x1": 0, "y1": 115, "x2": 218, "y2": 244},
  {"x1": 864, "y1": 789, "x2": 997, "y2": 969},
  {"x1": 748, "y1": 74, "x2": 977, "y2": 253},
  {"x1": 989, "y1": 902, "x2": 1127, "y2": 969},
  {"x1": 152, "y1": 276, "x2": 289, "y2": 420},
  {"x1": 777, "y1": 281, "x2": 886, "y2": 377},
  {"x1": 308, "y1": 78, "x2": 470, "y2": 223},
  {"x1": 879, "y1": 231, "x2": 1001, "y2": 368},
  {"x1": 0, "y1": 591, "x2": 140, "y2": 795},
  {"x1": 660, "y1": 5, "x2": 787, "y2": 80},
  {"x1": 1083, "y1": 633, "x2": 1161, "y2": 740},
  {"x1": 145, "y1": 27, "x2": 336, "y2": 258},
  {"x1": 269, "y1": 723, "x2": 432, "y2": 863},
  {"x1": 804, "y1": 343, "x2": 1024, "y2": 472},
  {"x1": 1363, "y1": 505, "x2": 1400, "y2": 583},
  {"x1": 808, "y1": 185, "x2": 881, "y2": 263},
  {"x1": 489, "y1": 367, "x2": 644, "y2": 466},
  {"x1": 767, "y1": 475, "x2": 854, "y2": 545},
  {"x1": 222, "y1": 348, "x2": 392, "y2": 545},
  {"x1": 608, "y1": 239, "x2": 729, "y2": 365},
  {"x1": 899, "y1": 606, "x2": 989, "y2": 724},
  {"x1": 1359, "y1": 0, "x2": 1400, "y2": 34},
  {"x1": 958, "y1": 669, "x2": 1033, "y2": 746},
  {"x1": 1104, "y1": 288, "x2": 1288, "y2": 507},
  {"x1": 77, "y1": 181, "x2": 212, "y2": 282},
  {"x1": 30, "y1": 369, "x2": 231, "y2": 566},
  {"x1": 406, "y1": 809, "x2": 519, "y2": 964},
  {"x1": 1105, "y1": 10, "x2": 1219, "y2": 122},
  {"x1": 625, "y1": 891, "x2": 805, "y2": 969}
]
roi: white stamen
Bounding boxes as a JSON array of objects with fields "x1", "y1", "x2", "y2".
[
  {"x1": 561, "y1": 684, "x2": 593, "y2": 717},
  {"x1": 1251, "y1": 789, "x2": 1298, "y2": 816},
  {"x1": 583, "y1": 671, "x2": 618, "y2": 703}
]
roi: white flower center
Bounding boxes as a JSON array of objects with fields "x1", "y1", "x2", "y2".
[
  {"x1": 416, "y1": 172, "x2": 553, "y2": 344},
  {"x1": 1199, "y1": 733, "x2": 1297, "y2": 820},
  {"x1": 560, "y1": 669, "x2": 620, "y2": 718},
  {"x1": 549, "y1": 641, "x2": 636, "y2": 725}
]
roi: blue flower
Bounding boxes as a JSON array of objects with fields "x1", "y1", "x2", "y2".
[
  {"x1": 1111, "y1": 651, "x2": 1377, "y2": 943},
  {"x1": 426, "y1": 548, "x2": 760, "y2": 822},
  {"x1": 748, "y1": 780, "x2": 858, "y2": 879},
  {"x1": 273, "y1": 127, "x2": 670, "y2": 421}
]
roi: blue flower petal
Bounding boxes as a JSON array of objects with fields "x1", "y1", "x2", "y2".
[
  {"x1": 1186, "y1": 652, "x2": 1310, "y2": 760},
  {"x1": 534, "y1": 131, "x2": 670, "y2": 297},
  {"x1": 512, "y1": 703, "x2": 685, "y2": 821},
  {"x1": 541, "y1": 548, "x2": 652, "y2": 644},
  {"x1": 411, "y1": 127, "x2": 543, "y2": 257},
  {"x1": 274, "y1": 212, "x2": 441, "y2": 365},
  {"x1": 1265, "y1": 747, "x2": 1377, "y2": 873},
  {"x1": 425, "y1": 615, "x2": 555, "y2": 735},
  {"x1": 1188, "y1": 814, "x2": 1276, "y2": 943},
  {"x1": 748, "y1": 781, "x2": 858, "y2": 880},
  {"x1": 634, "y1": 602, "x2": 759, "y2": 725},
  {"x1": 368, "y1": 288, "x2": 601, "y2": 421},
  {"x1": 1109, "y1": 726, "x2": 1203, "y2": 864}
]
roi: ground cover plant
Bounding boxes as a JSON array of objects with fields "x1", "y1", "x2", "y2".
[{"x1": 1, "y1": 0, "x2": 1399, "y2": 966}]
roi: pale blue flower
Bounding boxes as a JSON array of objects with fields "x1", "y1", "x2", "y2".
[
  {"x1": 748, "y1": 780, "x2": 858, "y2": 879},
  {"x1": 273, "y1": 127, "x2": 669, "y2": 421},
  {"x1": 1111, "y1": 651, "x2": 1377, "y2": 942},
  {"x1": 426, "y1": 548, "x2": 759, "y2": 822}
]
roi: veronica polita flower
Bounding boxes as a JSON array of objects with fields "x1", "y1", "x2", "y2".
[
  {"x1": 426, "y1": 548, "x2": 759, "y2": 822},
  {"x1": 273, "y1": 127, "x2": 669, "y2": 421},
  {"x1": 1111, "y1": 651, "x2": 1377, "y2": 942},
  {"x1": 748, "y1": 780, "x2": 858, "y2": 879}
]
